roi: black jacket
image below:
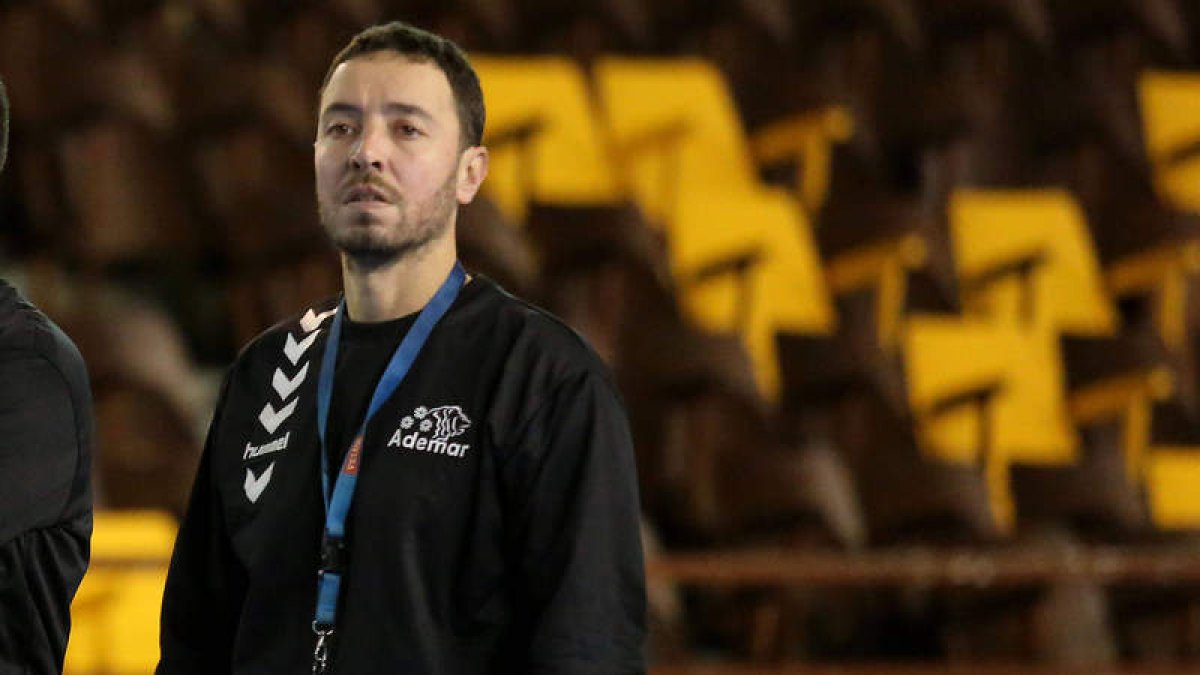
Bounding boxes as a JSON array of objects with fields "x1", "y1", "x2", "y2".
[
  {"x1": 0, "y1": 279, "x2": 93, "y2": 674},
  {"x1": 157, "y1": 277, "x2": 646, "y2": 674}
]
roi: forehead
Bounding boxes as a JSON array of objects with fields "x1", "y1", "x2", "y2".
[{"x1": 319, "y1": 52, "x2": 455, "y2": 116}]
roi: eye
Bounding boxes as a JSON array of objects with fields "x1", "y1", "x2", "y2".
[
  {"x1": 325, "y1": 122, "x2": 354, "y2": 138},
  {"x1": 397, "y1": 123, "x2": 423, "y2": 138}
]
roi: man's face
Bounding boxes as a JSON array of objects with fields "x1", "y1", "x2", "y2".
[{"x1": 315, "y1": 52, "x2": 470, "y2": 265}]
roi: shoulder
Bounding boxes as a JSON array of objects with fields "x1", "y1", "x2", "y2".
[
  {"x1": 453, "y1": 278, "x2": 624, "y2": 439},
  {"x1": 213, "y1": 297, "x2": 341, "y2": 407},
  {"x1": 229, "y1": 297, "x2": 340, "y2": 372},
  {"x1": 0, "y1": 280, "x2": 89, "y2": 393},
  {"x1": 0, "y1": 279, "x2": 61, "y2": 354},
  {"x1": 457, "y1": 277, "x2": 612, "y2": 387}
]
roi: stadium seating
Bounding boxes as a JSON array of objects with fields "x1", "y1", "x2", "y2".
[
  {"x1": 1139, "y1": 70, "x2": 1200, "y2": 213},
  {"x1": 6, "y1": 0, "x2": 1200, "y2": 669},
  {"x1": 594, "y1": 57, "x2": 834, "y2": 398},
  {"x1": 473, "y1": 55, "x2": 624, "y2": 222},
  {"x1": 64, "y1": 510, "x2": 177, "y2": 675}
]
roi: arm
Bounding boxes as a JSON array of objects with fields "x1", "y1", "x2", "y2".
[
  {"x1": 156, "y1": 376, "x2": 246, "y2": 675},
  {"x1": 502, "y1": 370, "x2": 647, "y2": 674},
  {"x1": 0, "y1": 353, "x2": 85, "y2": 544},
  {"x1": 0, "y1": 351, "x2": 90, "y2": 673}
]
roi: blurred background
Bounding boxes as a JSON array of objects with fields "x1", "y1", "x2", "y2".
[{"x1": 6, "y1": 0, "x2": 1200, "y2": 672}]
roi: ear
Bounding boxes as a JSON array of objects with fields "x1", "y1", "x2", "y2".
[{"x1": 455, "y1": 145, "x2": 489, "y2": 205}]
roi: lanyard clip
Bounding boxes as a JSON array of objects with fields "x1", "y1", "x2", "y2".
[{"x1": 312, "y1": 623, "x2": 334, "y2": 675}]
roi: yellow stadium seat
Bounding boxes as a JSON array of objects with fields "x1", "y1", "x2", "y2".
[
  {"x1": 905, "y1": 318, "x2": 1010, "y2": 465},
  {"x1": 906, "y1": 318, "x2": 1075, "y2": 463},
  {"x1": 1146, "y1": 449, "x2": 1200, "y2": 529},
  {"x1": 672, "y1": 191, "x2": 833, "y2": 398},
  {"x1": 904, "y1": 316, "x2": 1078, "y2": 529},
  {"x1": 64, "y1": 510, "x2": 177, "y2": 675},
  {"x1": 593, "y1": 57, "x2": 760, "y2": 225},
  {"x1": 950, "y1": 189, "x2": 1116, "y2": 337},
  {"x1": 1128, "y1": 72, "x2": 1200, "y2": 355},
  {"x1": 473, "y1": 56, "x2": 623, "y2": 222},
  {"x1": 1138, "y1": 70, "x2": 1200, "y2": 214}
]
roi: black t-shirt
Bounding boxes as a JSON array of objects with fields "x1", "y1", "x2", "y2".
[
  {"x1": 0, "y1": 279, "x2": 93, "y2": 675},
  {"x1": 324, "y1": 313, "x2": 416, "y2": 475},
  {"x1": 157, "y1": 276, "x2": 646, "y2": 675}
]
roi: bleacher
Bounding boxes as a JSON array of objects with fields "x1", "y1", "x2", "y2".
[{"x1": 5, "y1": 0, "x2": 1200, "y2": 672}]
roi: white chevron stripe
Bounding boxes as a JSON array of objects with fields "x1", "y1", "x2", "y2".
[
  {"x1": 244, "y1": 463, "x2": 275, "y2": 503},
  {"x1": 272, "y1": 362, "x2": 310, "y2": 401},
  {"x1": 300, "y1": 308, "x2": 337, "y2": 333},
  {"x1": 283, "y1": 330, "x2": 320, "y2": 365},
  {"x1": 258, "y1": 399, "x2": 298, "y2": 434}
]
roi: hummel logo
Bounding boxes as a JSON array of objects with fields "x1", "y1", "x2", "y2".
[
  {"x1": 284, "y1": 331, "x2": 321, "y2": 365},
  {"x1": 259, "y1": 399, "x2": 297, "y2": 434},
  {"x1": 300, "y1": 307, "x2": 336, "y2": 333},
  {"x1": 388, "y1": 405, "x2": 472, "y2": 458},
  {"x1": 244, "y1": 432, "x2": 290, "y2": 461},
  {"x1": 244, "y1": 462, "x2": 275, "y2": 503},
  {"x1": 272, "y1": 362, "x2": 309, "y2": 400}
]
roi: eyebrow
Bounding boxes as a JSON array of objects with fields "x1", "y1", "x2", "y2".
[{"x1": 319, "y1": 102, "x2": 436, "y2": 124}]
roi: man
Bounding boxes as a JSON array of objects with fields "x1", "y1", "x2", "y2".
[
  {"x1": 0, "y1": 76, "x2": 95, "y2": 673},
  {"x1": 157, "y1": 22, "x2": 646, "y2": 675}
]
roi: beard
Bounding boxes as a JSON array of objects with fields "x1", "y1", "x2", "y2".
[{"x1": 319, "y1": 171, "x2": 458, "y2": 270}]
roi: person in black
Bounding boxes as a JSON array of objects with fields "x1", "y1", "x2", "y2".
[
  {"x1": 0, "y1": 76, "x2": 95, "y2": 674},
  {"x1": 157, "y1": 22, "x2": 646, "y2": 674}
]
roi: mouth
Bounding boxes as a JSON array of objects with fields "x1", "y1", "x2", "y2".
[{"x1": 343, "y1": 184, "x2": 392, "y2": 205}]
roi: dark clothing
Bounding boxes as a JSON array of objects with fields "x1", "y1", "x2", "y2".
[
  {"x1": 324, "y1": 313, "x2": 416, "y2": 474},
  {"x1": 0, "y1": 280, "x2": 93, "y2": 674},
  {"x1": 157, "y1": 276, "x2": 646, "y2": 675}
]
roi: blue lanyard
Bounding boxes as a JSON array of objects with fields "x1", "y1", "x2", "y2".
[{"x1": 310, "y1": 262, "x2": 465, "y2": 671}]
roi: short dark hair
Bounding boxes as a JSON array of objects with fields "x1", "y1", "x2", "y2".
[
  {"x1": 320, "y1": 22, "x2": 485, "y2": 149},
  {"x1": 0, "y1": 77, "x2": 9, "y2": 173}
]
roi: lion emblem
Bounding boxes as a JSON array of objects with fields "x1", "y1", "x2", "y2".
[{"x1": 427, "y1": 405, "x2": 471, "y2": 441}]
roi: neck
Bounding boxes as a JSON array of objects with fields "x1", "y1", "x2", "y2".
[{"x1": 341, "y1": 238, "x2": 457, "y2": 323}]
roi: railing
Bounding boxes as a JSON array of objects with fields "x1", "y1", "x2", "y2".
[
  {"x1": 647, "y1": 545, "x2": 1200, "y2": 675},
  {"x1": 652, "y1": 665, "x2": 1200, "y2": 675},
  {"x1": 646, "y1": 545, "x2": 1200, "y2": 588}
]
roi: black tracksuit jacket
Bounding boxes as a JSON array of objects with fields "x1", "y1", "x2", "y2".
[{"x1": 157, "y1": 277, "x2": 646, "y2": 674}]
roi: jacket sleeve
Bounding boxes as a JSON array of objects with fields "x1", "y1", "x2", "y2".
[
  {"x1": 502, "y1": 369, "x2": 647, "y2": 674},
  {"x1": 0, "y1": 350, "x2": 91, "y2": 674},
  {"x1": 156, "y1": 373, "x2": 246, "y2": 675},
  {"x1": 0, "y1": 353, "x2": 85, "y2": 545}
]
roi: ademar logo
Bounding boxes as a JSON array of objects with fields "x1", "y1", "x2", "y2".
[{"x1": 387, "y1": 405, "x2": 472, "y2": 458}]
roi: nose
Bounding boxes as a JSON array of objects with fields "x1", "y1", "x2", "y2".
[{"x1": 349, "y1": 119, "x2": 386, "y2": 172}]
